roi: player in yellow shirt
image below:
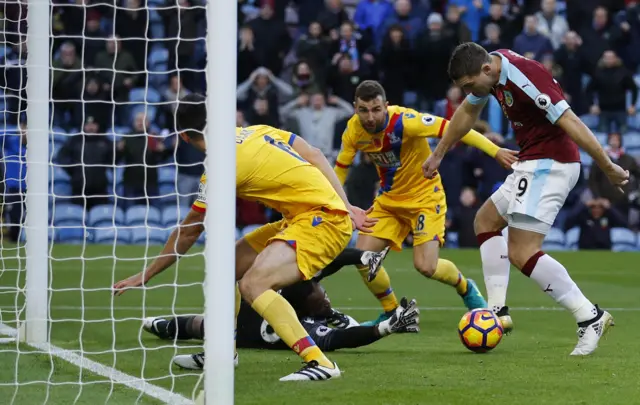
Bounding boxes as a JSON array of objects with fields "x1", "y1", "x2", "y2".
[
  {"x1": 334, "y1": 81, "x2": 518, "y2": 325},
  {"x1": 113, "y1": 93, "x2": 380, "y2": 381}
]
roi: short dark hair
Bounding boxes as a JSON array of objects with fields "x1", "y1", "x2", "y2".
[
  {"x1": 448, "y1": 42, "x2": 491, "y2": 82},
  {"x1": 176, "y1": 93, "x2": 206, "y2": 139},
  {"x1": 354, "y1": 80, "x2": 386, "y2": 102}
]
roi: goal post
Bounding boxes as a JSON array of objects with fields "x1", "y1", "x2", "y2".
[
  {"x1": 24, "y1": 0, "x2": 51, "y2": 344},
  {"x1": 203, "y1": 0, "x2": 237, "y2": 404},
  {"x1": 0, "y1": 0, "x2": 237, "y2": 401}
]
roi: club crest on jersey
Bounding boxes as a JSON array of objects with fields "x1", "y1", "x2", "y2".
[
  {"x1": 535, "y1": 94, "x2": 551, "y2": 110},
  {"x1": 421, "y1": 115, "x2": 435, "y2": 126},
  {"x1": 387, "y1": 131, "x2": 401, "y2": 144},
  {"x1": 504, "y1": 90, "x2": 513, "y2": 107}
]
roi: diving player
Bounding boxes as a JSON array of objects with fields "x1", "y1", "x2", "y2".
[{"x1": 143, "y1": 282, "x2": 419, "y2": 371}]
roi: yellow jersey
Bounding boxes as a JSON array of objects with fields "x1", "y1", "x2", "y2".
[
  {"x1": 193, "y1": 125, "x2": 348, "y2": 219},
  {"x1": 334, "y1": 106, "x2": 500, "y2": 204}
]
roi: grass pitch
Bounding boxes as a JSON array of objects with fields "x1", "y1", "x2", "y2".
[{"x1": 1, "y1": 246, "x2": 639, "y2": 405}]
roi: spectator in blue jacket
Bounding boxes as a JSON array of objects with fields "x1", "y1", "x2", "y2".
[
  {"x1": 447, "y1": 0, "x2": 489, "y2": 42},
  {"x1": 513, "y1": 15, "x2": 554, "y2": 61},
  {"x1": 353, "y1": 0, "x2": 394, "y2": 41},
  {"x1": 377, "y1": 0, "x2": 424, "y2": 49}
]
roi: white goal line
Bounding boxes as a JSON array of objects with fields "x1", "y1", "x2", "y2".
[{"x1": 0, "y1": 323, "x2": 193, "y2": 405}]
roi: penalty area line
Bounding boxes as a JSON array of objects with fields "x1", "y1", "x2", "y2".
[{"x1": 0, "y1": 322, "x2": 193, "y2": 405}]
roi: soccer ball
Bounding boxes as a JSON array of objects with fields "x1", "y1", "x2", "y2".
[{"x1": 458, "y1": 309, "x2": 503, "y2": 353}]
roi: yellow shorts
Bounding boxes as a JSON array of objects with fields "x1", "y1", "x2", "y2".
[
  {"x1": 368, "y1": 197, "x2": 447, "y2": 251},
  {"x1": 244, "y1": 209, "x2": 352, "y2": 280}
]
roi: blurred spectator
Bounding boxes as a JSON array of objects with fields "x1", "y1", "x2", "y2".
[
  {"x1": 513, "y1": 15, "x2": 553, "y2": 61},
  {"x1": 434, "y1": 85, "x2": 463, "y2": 120},
  {"x1": 159, "y1": 0, "x2": 204, "y2": 88},
  {"x1": 164, "y1": 75, "x2": 192, "y2": 129},
  {"x1": 614, "y1": 4, "x2": 640, "y2": 73},
  {"x1": 237, "y1": 67, "x2": 293, "y2": 111},
  {"x1": 480, "y1": 2, "x2": 514, "y2": 43},
  {"x1": 580, "y1": 7, "x2": 618, "y2": 71},
  {"x1": 589, "y1": 133, "x2": 640, "y2": 218},
  {"x1": 248, "y1": 1, "x2": 292, "y2": 76},
  {"x1": 115, "y1": 0, "x2": 150, "y2": 73},
  {"x1": 480, "y1": 23, "x2": 507, "y2": 53},
  {"x1": 330, "y1": 22, "x2": 375, "y2": 73},
  {"x1": 280, "y1": 93, "x2": 353, "y2": 157},
  {"x1": 295, "y1": 23, "x2": 332, "y2": 85},
  {"x1": 95, "y1": 36, "x2": 139, "y2": 103},
  {"x1": 237, "y1": 110, "x2": 249, "y2": 127},
  {"x1": 79, "y1": 75, "x2": 111, "y2": 132},
  {"x1": 443, "y1": 6, "x2": 472, "y2": 43},
  {"x1": 535, "y1": 0, "x2": 569, "y2": 49},
  {"x1": 345, "y1": 153, "x2": 379, "y2": 210},
  {"x1": 317, "y1": 0, "x2": 350, "y2": 35},
  {"x1": 417, "y1": 13, "x2": 457, "y2": 109},
  {"x1": 353, "y1": 0, "x2": 394, "y2": 42},
  {"x1": 82, "y1": 10, "x2": 107, "y2": 67},
  {"x1": 328, "y1": 54, "x2": 371, "y2": 102},
  {"x1": 290, "y1": 61, "x2": 323, "y2": 97},
  {"x1": 246, "y1": 97, "x2": 280, "y2": 127},
  {"x1": 52, "y1": 42, "x2": 83, "y2": 128},
  {"x1": 1, "y1": 41, "x2": 28, "y2": 125},
  {"x1": 57, "y1": 117, "x2": 114, "y2": 210},
  {"x1": 378, "y1": 0, "x2": 424, "y2": 49},
  {"x1": 564, "y1": 198, "x2": 627, "y2": 250},
  {"x1": 379, "y1": 25, "x2": 415, "y2": 105},
  {"x1": 449, "y1": 187, "x2": 480, "y2": 248},
  {"x1": 2, "y1": 122, "x2": 28, "y2": 242},
  {"x1": 237, "y1": 26, "x2": 261, "y2": 84},
  {"x1": 554, "y1": 31, "x2": 589, "y2": 115},
  {"x1": 447, "y1": 0, "x2": 490, "y2": 42},
  {"x1": 586, "y1": 50, "x2": 638, "y2": 133},
  {"x1": 117, "y1": 112, "x2": 172, "y2": 208},
  {"x1": 465, "y1": 132, "x2": 514, "y2": 202}
]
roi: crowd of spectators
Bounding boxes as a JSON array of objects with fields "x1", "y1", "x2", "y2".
[{"x1": 1, "y1": 0, "x2": 640, "y2": 250}]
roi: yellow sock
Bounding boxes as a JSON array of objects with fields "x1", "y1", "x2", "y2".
[
  {"x1": 234, "y1": 284, "x2": 241, "y2": 355},
  {"x1": 251, "y1": 290, "x2": 333, "y2": 368},
  {"x1": 431, "y1": 259, "x2": 468, "y2": 295},
  {"x1": 356, "y1": 265, "x2": 399, "y2": 312}
]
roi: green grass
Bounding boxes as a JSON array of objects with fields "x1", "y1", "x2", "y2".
[{"x1": 1, "y1": 246, "x2": 639, "y2": 404}]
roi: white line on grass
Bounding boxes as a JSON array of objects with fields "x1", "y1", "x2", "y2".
[
  {"x1": 2, "y1": 305, "x2": 640, "y2": 312},
  {"x1": 0, "y1": 323, "x2": 193, "y2": 405}
]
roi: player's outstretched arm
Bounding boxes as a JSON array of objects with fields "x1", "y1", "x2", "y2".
[
  {"x1": 290, "y1": 135, "x2": 377, "y2": 232},
  {"x1": 423, "y1": 98, "x2": 485, "y2": 178},
  {"x1": 459, "y1": 129, "x2": 519, "y2": 169},
  {"x1": 113, "y1": 209, "x2": 205, "y2": 295},
  {"x1": 556, "y1": 110, "x2": 630, "y2": 189}
]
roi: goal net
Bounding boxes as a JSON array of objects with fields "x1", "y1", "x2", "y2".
[{"x1": 0, "y1": 0, "x2": 231, "y2": 402}]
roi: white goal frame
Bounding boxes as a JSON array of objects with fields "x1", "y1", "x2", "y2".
[{"x1": 18, "y1": 0, "x2": 238, "y2": 402}]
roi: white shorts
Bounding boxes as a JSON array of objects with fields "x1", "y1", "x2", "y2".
[{"x1": 490, "y1": 159, "x2": 580, "y2": 235}]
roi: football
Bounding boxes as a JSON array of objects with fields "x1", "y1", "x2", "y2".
[{"x1": 458, "y1": 309, "x2": 504, "y2": 353}]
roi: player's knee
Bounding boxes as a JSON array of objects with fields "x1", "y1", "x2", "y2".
[
  {"x1": 474, "y1": 201, "x2": 505, "y2": 235},
  {"x1": 238, "y1": 269, "x2": 273, "y2": 303},
  {"x1": 414, "y1": 257, "x2": 437, "y2": 277}
]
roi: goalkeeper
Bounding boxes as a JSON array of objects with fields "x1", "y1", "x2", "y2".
[{"x1": 143, "y1": 258, "x2": 419, "y2": 371}]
